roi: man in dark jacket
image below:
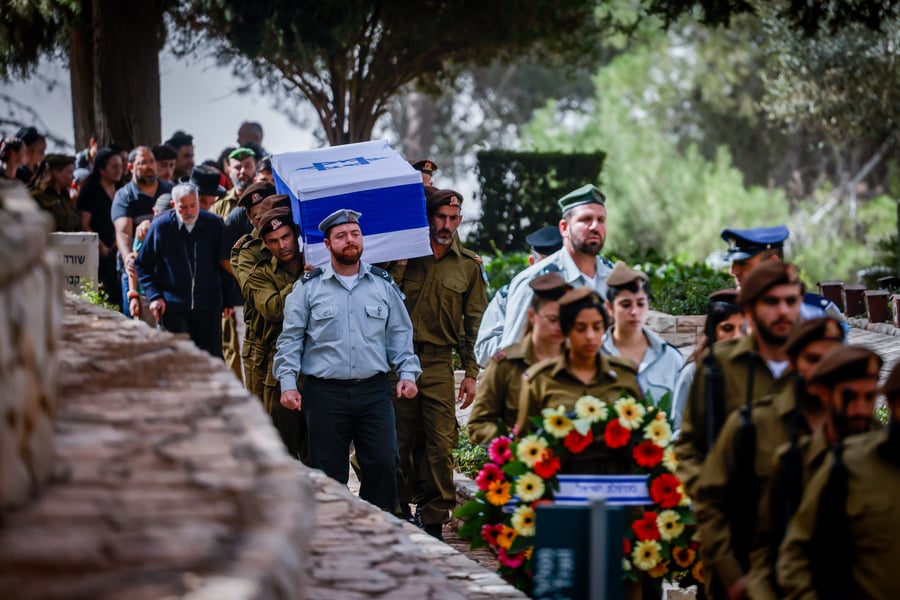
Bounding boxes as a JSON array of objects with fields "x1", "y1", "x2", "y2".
[{"x1": 135, "y1": 182, "x2": 233, "y2": 357}]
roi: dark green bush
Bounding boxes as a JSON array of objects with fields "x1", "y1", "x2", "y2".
[
  {"x1": 483, "y1": 249, "x2": 530, "y2": 300},
  {"x1": 642, "y1": 261, "x2": 733, "y2": 315},
  {"x1": 453, "y1": 429, "x2": 489, "y2": 479}
]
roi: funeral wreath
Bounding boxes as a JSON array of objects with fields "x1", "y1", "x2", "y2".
[{"x1": 454, "y1": 393, "x2": 704, "y2": 592}]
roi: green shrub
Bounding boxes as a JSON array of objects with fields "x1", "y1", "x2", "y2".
[
  {"x1": 625, "y1": 251, "x2": 733, "y2": 315},
  {"x1": 483, "y1": 249, "x2": 530, "y2": 300},
  {"x1": 78, "y1": 278, "x2": 119, "y2": 311},
  {"x1": 454, "y1": 429, "x2": 489, "y2": 479}
]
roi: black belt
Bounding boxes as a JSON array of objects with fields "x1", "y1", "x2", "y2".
[{"x1": 306, "y1": 372, "x2": 388, "y2": 385}]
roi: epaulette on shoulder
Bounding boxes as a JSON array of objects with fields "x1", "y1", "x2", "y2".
[
  {"x1": 607, "y1": 354, "x2": 639, "y2": 375},
  {"x1": 460, "y1": 247, "x2": 481, "y2": 262},
  {"x1": 522, "y1": 359, "x2": 554, "y2": 381},
  {"x1": 491, "y1": 349, "x2": 507, "y2": 362},
  {"x1": 535, "y1": 263, "x2": 562, "y2": 277},
  {"x1": 497, "y1": 283, "x2": 510, "y2": 299},
  {"x1": 301, "y1": 267, "x2": 323, "y2": 284},
  {"x1": 600, "y1": 256, "x2": 615, "y2": 268},
  {"x1": 369, "y1": 265, "x2": 395, "y2": 284}
]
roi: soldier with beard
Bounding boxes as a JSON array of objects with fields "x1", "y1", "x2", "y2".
[
  {"x1": 695, "y1": 317, "x2": 844, "y2": 600},
  {"x1": 274, "y1": 209, "x2": 421, "y2": 512},
  {"x1": 777, "y1": 347, "x2": 891, "y2": 600},
  {"x1": 676, "y1": 261, "x2": 802, "y2": 500},
  {"x1": 478, "y1": 184, "x2": 614, "y2": 363}
]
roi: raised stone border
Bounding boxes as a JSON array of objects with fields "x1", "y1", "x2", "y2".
[
  {"x1": 0, "y1": 295, "x2": 316, "y2": 598},
  {"x1": 847, "y1": 317, "x2": 900, "y2": 338},
  {"x1": 0, "y1": 180, "x2": 60, "y2": 512}
]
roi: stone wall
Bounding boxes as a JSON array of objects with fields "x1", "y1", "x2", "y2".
[
  {"x1": 647, "y1": 310, "x2": 706, "y2": 349},
  {"x1": 0, "y1": 180, "x2": 61, "y2": 512}
]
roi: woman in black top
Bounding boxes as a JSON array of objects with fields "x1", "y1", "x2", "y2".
[{"x1": 76, "y1": 147, "x2": 124, "y2": 308}]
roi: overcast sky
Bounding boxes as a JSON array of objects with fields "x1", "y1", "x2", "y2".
[{"x1": 3, "y1": 49, "x2": 319, "y2": 162}]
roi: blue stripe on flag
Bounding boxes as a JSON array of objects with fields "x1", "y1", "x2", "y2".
[{"x1": 296, "y1": 183, "x2": 426, "y2": 244}]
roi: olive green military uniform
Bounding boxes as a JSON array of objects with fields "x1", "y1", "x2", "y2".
[
  {"x1": 695, "y1": 381, "x2": 808, "y2": 594},
  {"x1": 517, "y1": 353, "x2": 643, "y2": 474},
  {"x1": 777, "y1": 429, "x2": 900, "y2": 600},
  {"x1": 392, "y1": 235, "x2": 487, "y2": 526},
  {"x1": 675, "y1": 335, "x2": 794, "y2": 498},
  {"x1": 32, "y1": 187, "x2": 80, "y2": 232},
  {"x1": 467, "y1": 337, "x2": 537, "y2": 446},
  {"x1": 211, "y1": 187, "x2": 239, "y2": 219},
  {"x1": 232, "y1": 233, "x2": 269, "y2": 401},
  {"x1": 748, "y1": 427, "x2": 830, "y2": 600},
  {"x1": 213, "y1": 188, "x2": 243, "y2": 381},
  {"x1": 245, "y1": 253, "x2": 307, "y2": 461}
]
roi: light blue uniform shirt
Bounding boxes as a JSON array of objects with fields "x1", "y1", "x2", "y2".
[
  {"x1": 601, "y1": 326, "x2": 685, "y2": 406},
  {"x1": 481, "y1": 247, "x2": 614, "y2": 357},
  {"x1": 274, "y1": 261, "x2": 422, "y2": 391}
]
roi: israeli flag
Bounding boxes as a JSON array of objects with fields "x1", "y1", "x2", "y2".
[{"x1": 272, "y1": 140, "x2": 432, "y2": 267}]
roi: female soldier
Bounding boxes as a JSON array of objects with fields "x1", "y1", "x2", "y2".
[
  {"x1": 29, "y1": 154, "x2": 80, "y2": 232},
  {"x1": 602, "y1": 261, "x2": 685, "y2": 405}
]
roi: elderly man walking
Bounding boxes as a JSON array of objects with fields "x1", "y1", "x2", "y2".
[{"x1": 135, "y1": 183, "x2": 233, "y2": 357}]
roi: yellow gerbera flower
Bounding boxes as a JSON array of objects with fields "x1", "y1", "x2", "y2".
[
  {"x1": 632, "y1": 539, "x2": 662, "y2": 571},
  {"x1": 614, "y1": 396, "x2": 646, "y2": 430},
  {"x1": 542, "y1": 409, "x2": 574, "y2": 438},
  {"x1": 516, "y1": 435, "x2": 548, "y2": 468},
  {"x1": 663, "y1": 446, "x2": 678, "y2": 472},
  {"x1": 657, "y1": 510, "x2": 684, "y2": 541},
  {"x1": 575, "y1": 395, "x2": 608, "y2": 422},
  {"x1": 485, "y1": 480, "x2": 512, "y2": 506},
  {"x1": 515, "y1": 472, "x2": 546, "y2": 503},
  {"x1": 496, "y1": 525, "x2": 517, "y2": 550},
  {"x1": 512, "y1": 504, "x2": 537, "y2": 537},
  {"x1": 644, "y1": 419, "x2": 673, "y2": 447},
  {"x1": 692, "y1": 561, "x2": 705, "y2": 583}
]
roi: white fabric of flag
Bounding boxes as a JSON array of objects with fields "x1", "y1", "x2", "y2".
[{"x1": 272, "y1": 140, "x2": 431, "y2": 267}]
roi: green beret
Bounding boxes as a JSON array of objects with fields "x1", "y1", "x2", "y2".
[{"x1": 557, "y1": 184, "x2": 606, "y2": 214}]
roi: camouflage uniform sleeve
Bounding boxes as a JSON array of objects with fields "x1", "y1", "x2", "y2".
[
  {"x1": 674, "y1": 360, "x2": 708, "y2": 498},
  {"x1": 694, "y1": 410, "x2": 746, "y2": 589},
  {"x1": 467, "y1": 355, "x2": 507, "y2": 445},
  {"x1": 775, "y1": 454, "x2": 833, "y2": 600}
]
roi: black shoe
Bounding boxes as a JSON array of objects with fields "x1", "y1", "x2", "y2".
[{"x1": 423, "y1": 523, "x2": 444, "y2": 541}]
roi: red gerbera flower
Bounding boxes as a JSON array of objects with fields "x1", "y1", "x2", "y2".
[
  {"x1": 475, "y1": 463, "x2": 504, "y2": 491},
  {"x1": 603, "y1": 419, "x2": 631, "y2": 449},
  {"x1": 481, "y1": 523, "x2": 503, "y2": 546},
  {"x1": 534, "y1": 450, "x2": 562, "y2": 479},
  {"x1": 564, "y1": 428, "x2": 593, "y2": 453},
  {"x1": 649, "y1": 473, "x2": 683, "y2": 508},
  {"x1": 632, "y1": 511, "x2": 660, "y2": 541},
  {"x1": 633, "y1": 440, "x2": 663, "y2": 468},
  {"x1": 623, "y1": 537, "x2": 632, "y2": 555}
]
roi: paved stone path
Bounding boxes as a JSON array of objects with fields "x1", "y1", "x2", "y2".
[{"x1": 0, "y1": 295, "x2": 526, "y2": 599}]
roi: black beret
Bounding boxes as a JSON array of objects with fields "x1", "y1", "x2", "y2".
[
  {"x1": 525, "y1": 226, "x2": 563, "y2": 255},
  {"x1": 736, "y1": 261, "x2": 800, "y2": 306}
]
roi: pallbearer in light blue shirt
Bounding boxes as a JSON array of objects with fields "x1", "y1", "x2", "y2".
[{"x1": 274, "y1": 208, "x2": 421, "y2": 511}]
